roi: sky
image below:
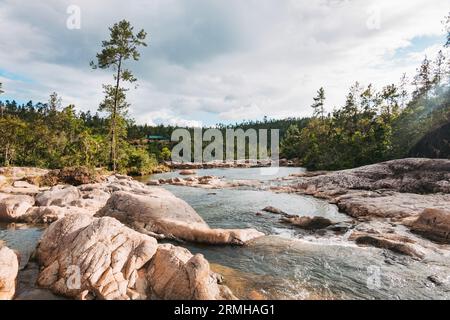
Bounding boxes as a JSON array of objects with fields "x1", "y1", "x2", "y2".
[{"x1": 0, "y1": 0, "x2": 448, "y2": 127}]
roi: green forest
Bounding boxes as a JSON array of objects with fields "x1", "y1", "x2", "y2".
[{"x1": 0, "y1": 18, "x2": 449, "y2": 173}]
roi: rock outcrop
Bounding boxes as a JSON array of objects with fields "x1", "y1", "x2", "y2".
[
  {"x1": 97, "y1": 190, "x2": 264, "y2": 244},
  {"x1": 282, "y1": 159, "x2": 450, "y2": 221},
  {"x1": 36, "y1": 213, "x2": 235, "y2": 300},
  {"x1": 276, "y1": 158, "x2": 450, "y2": 254},
  {"x1": 0, "y1": 245, "x2": 19, "y2": 300},
  {"x1": 29, "y1": 166, "x2": 105, "y2": 187},
  {"x1": 155, "y1": 175, "x2": 261, "y2": 189},
  {"x1": 410, "y1": 209, "x2": 450, "y2": 244}
]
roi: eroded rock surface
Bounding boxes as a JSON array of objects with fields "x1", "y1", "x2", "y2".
[
  {"x1": 276, "y1": 158, "x2": 450, "y2": 253},
  {"x1": 0, "y1": 245, "x2": 19, "y2": 300},
  {"x1": 410, "y1": 209, "x2": 450, "y2": 244},
  {"x1": 147, "y1": 244, "x2": 235, "y2": 300},
  {"x1": 36, "y1": 213, "x2": 235, "y2": 300}
]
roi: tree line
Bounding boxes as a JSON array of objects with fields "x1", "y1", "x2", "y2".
[
  {"x1": 1, "y1": 17, "x2": 449, "y2": 172},
  {"x1": 281, "y1": 43, "x2": 449, "y2": 169}
]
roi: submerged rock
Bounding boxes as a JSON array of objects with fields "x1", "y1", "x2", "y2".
[
  {"x1": 281, "y1": 216, "x2": 334, "y2": 230},
  {"x1": 410, "y1": 209, "x2": 450, "y2": 244},
  {"x1": 262, "y1": 206, "x2": 287, "y2": 215},
  {"x1": 97, "y1": 190, "x2": 264, "y2": 245},
  {"x1": 179, "y1": 170, "x2": 197, "y2": 175},
  {"x1": 0, "y1": 245, "x2": 19, "y2": 300},
  {"x1": 349, "y1": 231, "x2": 424, "y2": 259},
  {"x1": 36, "y1": 213, "x2": 235, "y2": 300}
]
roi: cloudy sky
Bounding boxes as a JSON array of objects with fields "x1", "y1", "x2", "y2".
[{"x1": 0, "y1": 0, "x2": 448, "y2": 126}]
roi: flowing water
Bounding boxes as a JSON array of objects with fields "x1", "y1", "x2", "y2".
[{"x1": 1, "y1": 167, "x2": 449, "y2": 300}]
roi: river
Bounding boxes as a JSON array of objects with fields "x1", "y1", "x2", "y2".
[{"x1": 1, "y1": 167, "x2": 449, "y2": 300}]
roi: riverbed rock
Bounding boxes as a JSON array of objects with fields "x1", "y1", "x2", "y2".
[
  {"x1": 0, "y1": 245, "x2": 19, "y2": 300},
  {"x1": 410, "y1": 209, "x2": 450, "y2": 244},
  {"x1": 0, "y1": 167, "x2": 48, "y2": 181},
  {"x1": 0, "y1": 175, "x2": 7, "y2": 187},
  {"x1": 36, "y1": 213, "x2": 158, "y2": 300},
  {"x1": 33, "y1": 166, "x2": 105, "y2": 187},
  {"x1": 97, "y1": 190, "x2": 264, "y2": 244},
  {"x1": 35, "y1": 185, "x2": 81, "y2": 207},
  {"x1": 281, "y1": 216, "x2": 334, "y2": 230},
  {"x1": 0, "y1": 194, "x2": 35, "y2": 221},
  {"x1": 22, "y1": 206, "x2": 92, "y2": 224},
  {"x1": 179, "y1": 170, "x2": 197, "y2": 175},
  {"x1": 147, "y1": 244, "x2": 236, "y2": 300},
  {"x1": 349, "y1": 231, "x2": 424, "y2": 259},
  {"x1": 284, "y1": 159, "x2": 450, "y2": 222},
  {"x1": 146, "y1": 180, "x2": 160, "y2": 186},
  {"x1": 293, "y1": 158, "x2": 450, "y2": 194},
  {"x1": 36, "y1": 213, "x2": 235, "y2": 300},
  {"x1": 13, "y1": 181, "x2": 37, "y2": 188},
  {"x1": 262, "y1": 206, "x2": 287, "y2": 215}
]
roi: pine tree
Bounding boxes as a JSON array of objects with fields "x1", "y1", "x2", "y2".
[
  {"x1": 0, "y1": 83, "x2": 4, "y2": 118},
  {"x1": 433, "y1": 50, "x2": 446, "y2": 85},
  {"x1": 412, "y1": 56, "x2": 433, "y2": 98},
  {"x1": 399, "y1": 73, "x2": 409, "y2": 108},
  {"x1": 91, "y1": 20, "x2": 147, "y2": 172},
  {"x1": 311, "y1": 87, "x2": 326, "y2": 120},
  {"x1": 48, "y1": 92, "x2": 62, "y2": 112}
]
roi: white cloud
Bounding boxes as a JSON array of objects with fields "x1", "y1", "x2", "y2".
[{"x1": 0, "y1": 0, "x2": 448, "y2": 126}]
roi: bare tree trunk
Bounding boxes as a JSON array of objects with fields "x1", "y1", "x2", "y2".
[
  {"x1": 4, "y1": 144, "x2": 9, "y2": 167},
  {"x1": 111, "y1": 57, "x2": 122, "y2": 172}
]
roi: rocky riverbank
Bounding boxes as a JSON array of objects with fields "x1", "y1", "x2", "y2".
[
  {"x1": 0, "y1": 167, "x2": 265, "y2": 300},
  {"x1": 165, "y1": 158, "x2": 300, "y2": 170},
  {"x1": 268, "y1": 158, "x2": 450, "y2": 258}
]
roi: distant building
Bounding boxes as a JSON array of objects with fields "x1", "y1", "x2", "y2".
[{"x1": 147, "y1": 135, "x2": 170, "y2": 142}]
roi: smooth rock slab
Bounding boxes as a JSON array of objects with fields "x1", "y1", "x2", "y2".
[{"x1": 97, "y1": 191, "x2": 264, "y2": 245}]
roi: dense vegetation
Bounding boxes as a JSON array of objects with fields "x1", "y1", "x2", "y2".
[
  {"x1": 280, "y1": 49, "x2": 449, "y2": 169},
  {"x1": 0, "y1": 17, "x2": 449, "y2": 172}
]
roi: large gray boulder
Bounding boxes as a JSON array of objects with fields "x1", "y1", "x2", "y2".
[
  {"x1": 97, "y1": 190, "x2": 264, "y2": 245},
  {"x1": 35, "y1": 185, "x2": 81, "y2": 207}
]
